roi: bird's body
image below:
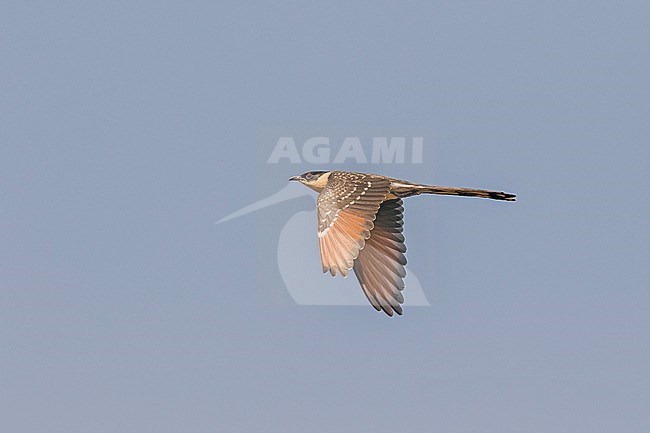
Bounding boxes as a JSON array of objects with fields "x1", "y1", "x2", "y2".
[{"x1": 290, "y1": 170, "x2": 515, "y2": 316}]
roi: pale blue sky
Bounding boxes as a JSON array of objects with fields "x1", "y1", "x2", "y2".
[{"x1": 1, "y1": 2, "x2": 649, "y2": 432}]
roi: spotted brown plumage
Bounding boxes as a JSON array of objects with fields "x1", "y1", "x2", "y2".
[
  {"x1": 316, "y1": 172, "x2": 390, "y2": 278},
  {"x1": 289, "y1": 170, "x2": 516, "y2": 316}
]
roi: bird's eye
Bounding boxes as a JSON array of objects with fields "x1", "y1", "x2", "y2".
[{"x1": 305, "y1": 173, "x2": 313, "y2": 180}]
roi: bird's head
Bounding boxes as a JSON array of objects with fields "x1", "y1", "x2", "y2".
[{"x1": 289, "y1": 170, "x2": 330, "y2": 192}]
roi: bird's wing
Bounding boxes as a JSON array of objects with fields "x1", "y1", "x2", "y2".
[
  {"x1": 317, "y1": 172, "x2": 391, "y2": 277},
  {"x1": 352, "y1": 199, "x2": 407, "y2": 316}
]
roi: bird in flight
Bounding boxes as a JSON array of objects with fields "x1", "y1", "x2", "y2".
[{"x1": 289, "y1": 170, "x2": 515, "y2": 316}]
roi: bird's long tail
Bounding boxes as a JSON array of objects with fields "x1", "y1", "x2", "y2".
[{"x1": 393, "y1": 183, "x2": 516, "y2": 201}]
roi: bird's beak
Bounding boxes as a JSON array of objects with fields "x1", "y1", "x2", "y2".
[{"x1": 289, "y1": 176, "x2": 300, "y2": 182}]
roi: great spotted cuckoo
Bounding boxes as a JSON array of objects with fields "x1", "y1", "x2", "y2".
[{"x1": 290, "y1": 170, "x2": 515, "y2": 316}]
